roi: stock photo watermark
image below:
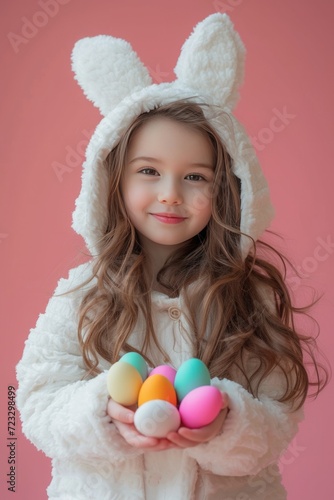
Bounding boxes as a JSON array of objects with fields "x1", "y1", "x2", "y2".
[
  {"x1": 287, "y1": 235, "x2": 334, "y2": 290},
  {"x1": 7, "y1": 0, "x2": 72, "y2": 54},
  {"x1": 213, "y1": 0, "x2": 244, "y2": 13},
  {"x1": 248, "y1": 438, "x2": 306, "y2": 497},
  {"x1": 148, "y1": 65, "x2": 170, "y2": 84},
  {"x1": 251, "y1": 107, "x2": 296, "y2": 152},
  {"x1": 52, "y1": 129, "x2": 93, "y2": 182},
  {"x1": 5, "y1": 386, "x2": 17, "y2": 493},
  {"x1": 221, "y1": 438, "x2": 307, "y2": 499},
  {"x1": 0, "y1": 233, "x2": 9, "y2": 243}
]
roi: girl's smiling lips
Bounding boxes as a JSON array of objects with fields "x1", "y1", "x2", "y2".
[{"x1": 150, "y1": 212, "x2": 187, "y2": 224}]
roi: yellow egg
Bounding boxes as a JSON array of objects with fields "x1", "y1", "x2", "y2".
[
  {"x1": 138, "y1": 374, "x2": 177, "y2": 407},
  {"x1": 107, "y1": 361, "x2": 143, "y2": 406}
]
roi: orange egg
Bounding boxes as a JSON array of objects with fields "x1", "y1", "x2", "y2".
[{"x1": 138, "y1": 374, "x2": 177, "y2": 407}]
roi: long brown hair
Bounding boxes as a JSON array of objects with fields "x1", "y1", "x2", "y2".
[{"x1": 75, "y1": 101, "x2": 329, "y2": 409}]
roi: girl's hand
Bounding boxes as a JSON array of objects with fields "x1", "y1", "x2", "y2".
[
  {"x1": 166, "y1": 393, "x2": 229, "y2": 448},
  {"x1": 107, "y1": 398, "x2": 176, "y2": 451}
]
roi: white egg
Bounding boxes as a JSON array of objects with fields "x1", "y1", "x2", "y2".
[{"x1": 134, "y1": 400, "x2": 180, "y2": 438}]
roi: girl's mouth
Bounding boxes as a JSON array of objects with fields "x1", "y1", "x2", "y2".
[{"x1": 151, "y1": 213, "x2": 187, "y2": 224}]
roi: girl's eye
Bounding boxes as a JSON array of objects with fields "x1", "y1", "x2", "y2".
[
  {"x1": 139, "y1": 168, "x2": 159, "y2": 176},
  {"x1": 186, "y1": 174, "x2": 205, "y2": 182}
]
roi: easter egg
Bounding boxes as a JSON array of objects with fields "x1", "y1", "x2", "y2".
[
  {"x1": 174, "y1": 358, "x2": 211, "y2": 402},
  {"x1": 150, "y1": 365, "x2": 177, "y2": 385},
  {"x1": 179, "y1": 386, "x2": 223, "y2": 429},
  {"x1": 120, "y1": 352, "x2": 148, "y2": 381},
  {"x1": 134, "y1": 400, "x2": 180, "y2": 437},
  {"x1": 107, "y1": 361, "x2": 142, "y2": 406},
  {"x1": 138, "y1": 374, "x2": 177, "y2": 407}
]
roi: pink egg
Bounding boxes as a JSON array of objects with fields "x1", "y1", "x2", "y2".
[
  {"x1": 150, "y1": 365, "x2": 177, "y2": 385},
  {"x1": 179, "y1": 386, "x2": 223, "y2": 429}
]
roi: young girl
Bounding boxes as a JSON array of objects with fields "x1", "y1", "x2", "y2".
[{"x1": 16, "y1": 13, "x2": 327, "y2": 500}]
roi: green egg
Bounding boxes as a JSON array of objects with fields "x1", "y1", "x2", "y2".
[
  {"x1": 174, "y1": 358, "x2": 211, "y2": 402},
  {"x1": 121, "y1": 352, "x2": 148, "y2": 381}
]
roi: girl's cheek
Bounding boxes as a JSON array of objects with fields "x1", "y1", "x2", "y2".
[
  {"x1": 124, "y1": 182, "x2": 149, "y2": 204},
  {"x1": 188, "y1": 188, "x2": 212, "y2": 214}
]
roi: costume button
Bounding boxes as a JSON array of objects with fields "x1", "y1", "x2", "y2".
[{"x1": 168, "y1": 307, "x2": 181, "y2": 320}]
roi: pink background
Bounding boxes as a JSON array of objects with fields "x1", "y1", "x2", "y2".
[{"x1": 1, "y1": 0, "x2": 333, "y2": 498}]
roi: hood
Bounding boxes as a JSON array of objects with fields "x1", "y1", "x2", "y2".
[{"x1": 71, "y1": 13, "x2": 275, "y2": 259}]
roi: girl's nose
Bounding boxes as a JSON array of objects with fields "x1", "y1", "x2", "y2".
[{"x1": 157, "y1": 181, "x2": 183, "y2": 205}]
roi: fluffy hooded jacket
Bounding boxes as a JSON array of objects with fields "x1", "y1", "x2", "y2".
[
  {"x1": 16, "y1": 13, "x2": 302, "y2": 500},
  {"x1": 17, "y1": 262, "x2": 302, "y2": 499}
]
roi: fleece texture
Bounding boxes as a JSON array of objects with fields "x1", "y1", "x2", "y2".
[
  {"x1": 16, "y1": 14, "x2": 297, "y2": 500},
  {"x1": 16, "y1": 263, "x2": 302, "y2": 499},
  {"x1": 70, "y1": 13, "x2": 275, "y2": 259}
]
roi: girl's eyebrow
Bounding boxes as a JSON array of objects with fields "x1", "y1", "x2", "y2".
[
  {"x1": 129, "y1": 156, "x2": 161, "y2": 164},
  {"x1": 129, "y1": 156, "x2": 214, "y2": 169}
]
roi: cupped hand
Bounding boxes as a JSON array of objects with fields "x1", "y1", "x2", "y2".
[
  {"x1": 107, "y1": 392, "x2": 229, "y2": 451},
  {"x1": 166, "y1": 393, "x2": 229, "y2": 448},
  {"x1": 107, "y1": 398, "x2": 176, "y2": 451}
]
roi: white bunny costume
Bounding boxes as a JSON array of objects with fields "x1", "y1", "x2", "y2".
[
  {"x1": 70, "y1": 12, "x2": 274, "y2": 259},
  {"x1": 16, "y1": 14, "x2": 301, "y2": 499}
]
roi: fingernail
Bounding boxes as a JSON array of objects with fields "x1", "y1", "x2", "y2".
[{"x1": 126, "y1": 412, "x2": 134, "y2": 423}]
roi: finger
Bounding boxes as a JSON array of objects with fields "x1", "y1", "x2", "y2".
[
  {"x1": 116, "y1": 421, "x2": 178, "y2": 451},
  {"x1": 166, "y1": 431, "x2": 198, "y2": 448},
  {"x1": 115, "y1": 420, "x2": 159, "y2": 448},
  {"x1": 146, "y1": 439, "x2": 178, "y2": 452},
  {"x1": 177, "y1": 407, "x2": 229, "y2": 443},
  {"x1": 107, "y1": 398, "x2": 134, "y2": 424},
  {"x1": 177, "y1": 426, "x2": 212, "y2": 443},
  {"x1": 221, "y1": 392, "x2": 229, "y2": 409}
]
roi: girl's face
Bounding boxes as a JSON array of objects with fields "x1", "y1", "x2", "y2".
[{"x1": 120, "y1": 117, "x2": 214, "y2": 258}]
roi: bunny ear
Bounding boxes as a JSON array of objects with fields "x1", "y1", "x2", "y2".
[
  {"x1": 174, "y1": 13, "x2": 245, "y2": 111},
  {"x1": 71, "y1": 35, "x2": 152, "y2": 116}
]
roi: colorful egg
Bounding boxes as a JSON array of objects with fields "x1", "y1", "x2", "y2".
[
  {"x1": 120, "y1": 352, "x2": 148, "y2": 381},
  {"x1": 174, "y1": 358, "x2": 211, "y2": 402},
  {"x1": 150, "y1": 365, "x2": 177, "y2": 385},
  {"x1": 134, "y1": 400, "x2": 180, "y2": 437},
  {"x1": 107, "y1": 361, "x2": 143, "y2": 406},
  {"x1": 179, "y1": 385, "x2": 223, "y2": 429},
  {"x1": 138, "y1": 374, "x2": 177, "y2": 407}
]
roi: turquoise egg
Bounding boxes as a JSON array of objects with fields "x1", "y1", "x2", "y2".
[
  {"x1": 120, "y1": 352, "x2": 148, "y2": 381},
  {"x1": 174, "y1": 358, "x2": 211, "y2": 402}
]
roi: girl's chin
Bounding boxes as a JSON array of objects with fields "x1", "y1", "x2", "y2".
[{"x1": 138, "y1": 236, "x2": 187, "y2": 253}]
